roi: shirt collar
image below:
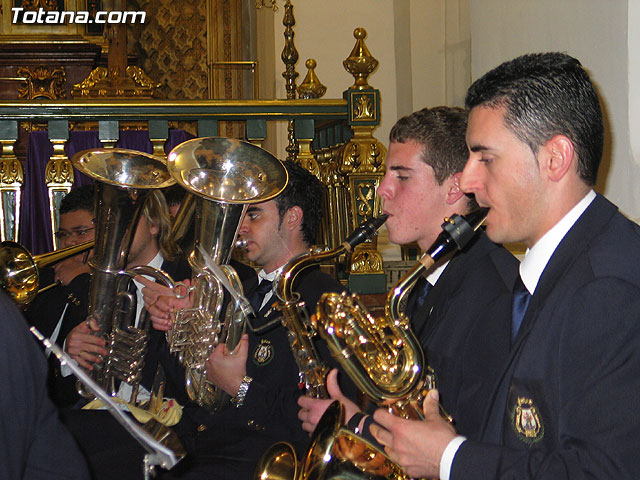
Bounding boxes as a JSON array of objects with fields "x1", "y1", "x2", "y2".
[
  {"x1": 258, "y1": 265, "x2": 284, "y2": 284},
  {"x1": 520, "y1": 190, "x2": 596, "y2": 294},
  {"x1": 426, "y1": 260, "x2": 449, "y2": 287}
]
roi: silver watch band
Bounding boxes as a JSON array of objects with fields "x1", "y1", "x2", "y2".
[{"x1": 231, "y1": 376, "x2": 252, "y2": 408}]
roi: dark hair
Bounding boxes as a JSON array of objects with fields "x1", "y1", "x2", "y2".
[
  {"x1": 465, "y1": 52, "x2": 603, "y2": 186},
  {"x1": 389, "y1": 106, "x2": 469, "y2": 185},
  {"x1": 163, "y1": 184, "x2": 186, "y2": 208},
  {"x1": 275, "y1": 161, "x2": 323, "y2": 246},
  {"x1": 59, "y1": 184, "x2": 95, "y2": 215}
]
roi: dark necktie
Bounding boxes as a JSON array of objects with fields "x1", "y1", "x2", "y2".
[
  {"x1": 511, "y1": 275, "x2": 531, "y2": 341},
  {"x1": 249, "y1": 279, "x2": 273, "y2": 314},
  {"x1": 407, "y1": 276, "x2": 433, "y2": 321}
]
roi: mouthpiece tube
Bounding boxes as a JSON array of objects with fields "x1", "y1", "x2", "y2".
[
  {"x1": 427, "y1": 208, "x2": 489, "y2": 263},
  {"x1": 343, "y1": 214, "x2": 388, "y2": 251}
]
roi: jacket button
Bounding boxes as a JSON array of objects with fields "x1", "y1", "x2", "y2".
[{"x1": 197, "y1": 424, "x2": 208, "y2": 432}]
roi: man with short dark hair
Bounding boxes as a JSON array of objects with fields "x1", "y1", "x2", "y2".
[
  {"x1": 146, "y1": 161, "x2": 354, "y2": 479},
  {"x1": 371, "y1": 53, "x2": 640, "y2": 480},
  {"x1": 25, "y1": 184, "x2": 96, "y2": 408},
  {"x1": 298, "y1": 107, "x2": 518, "y2": 445}
]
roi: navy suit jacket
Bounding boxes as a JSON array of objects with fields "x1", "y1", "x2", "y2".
[
  {"x1": 408, "y1": 232, "x2": 518, "y2": 439},
  {"x1": 452, "y1": 194, "x2": 640, "y2": 480},
  {"x1": 162, "y1": 265, "x2": 350, "y2": 480}
]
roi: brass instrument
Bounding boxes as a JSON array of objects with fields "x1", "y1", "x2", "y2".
[
  {"x1": 166, "y1": 137, "x2": 288, "y2": 412},
  {"x1": 273, "y1": 214, "x2": 387, "y2": 399},
  {"x1": 319, "y1": 208, "x2": 488, "y2": 419},
  {"x1": 255, "y1": 209, "x2": 488, "y2": 480},
  {"x1": 72, "y1": 148, "x2": 176, "y2": 398},
  {"x1": 255, "y1": 401, "x2": 408, "y2": 480},
  {"x1": 0, "y1": 239, "x2": 93, "y2": 305}
]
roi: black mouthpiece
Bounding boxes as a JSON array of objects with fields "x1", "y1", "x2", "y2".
[
  {"x1": 427, "y1": 208, "x2": 488, "y2": 262},
  {"x1": 442, "y1": 207, "x2": 489, "y2": 250},
  {"x1": 345, "y1": 214, "x2": 388, "y2": 249}
]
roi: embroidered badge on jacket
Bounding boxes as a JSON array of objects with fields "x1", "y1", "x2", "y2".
[
  {"x1": 512, "y1": 396, "x2": 544, "y2": 443},
  {"x1": 253, "y1": 339, "x2": 274, "y2": 366}
]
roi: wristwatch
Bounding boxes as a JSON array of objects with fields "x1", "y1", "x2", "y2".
[{"x1": 231, "y1": 376, "x2": 252, "y2": 408}]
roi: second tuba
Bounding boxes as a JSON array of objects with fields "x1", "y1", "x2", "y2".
[{"x1": 166, "y1": 137, "x2": 288, "y2": 412}]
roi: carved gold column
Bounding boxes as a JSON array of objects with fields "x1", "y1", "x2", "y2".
[
  {"x1": 0, "y1": 121, "x2": 23, "y2": 242},
  {"x1": 340, "y1": 28, "x2": 386, "y2": 293},
  {"x1": 46, "y1": 120, "x2": 73, "y2": 250},
  {"x1": 281, "y1": 0, "x2": 299, "y2": 162}
]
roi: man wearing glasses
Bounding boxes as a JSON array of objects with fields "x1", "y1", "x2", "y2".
[{"x1": 25, "y1": 184, "x2": 97, "y2": 408}]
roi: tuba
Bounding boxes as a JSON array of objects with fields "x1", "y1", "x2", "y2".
[
  {"x1": 165, "y1": 137, "x2": 288, "y2": 412},
  {"x1": 255, "y1": 209, "x2": 488, "y2": 480},
  {"x1": 272, "y1": 214, "x2": 387, "y2": 399},
  {"x1": 0, "y1": 239, "x2": 93, "y2": 305},
  {"x1": 72, "y1": 148, "x2": 176, "y2": 398}
]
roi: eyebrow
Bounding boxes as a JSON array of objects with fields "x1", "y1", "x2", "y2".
[
  {"x1": 388, "y1": 165, "x2": 413, "y2": 172},
  {"x1": 247, "y1": 205, "x2": 263, "y2": 214},
  {"x1": 469, "y1": 144, "x2": 492, "y2": 153}
]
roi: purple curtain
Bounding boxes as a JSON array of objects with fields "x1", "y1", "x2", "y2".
[{"x1": 20, "y1": 129, "x2": 193, "y2": 254}]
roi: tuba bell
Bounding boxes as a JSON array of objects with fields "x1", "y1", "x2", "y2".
[
  {"x1": 0, "y1": 239, "x2": 93, "y2": 305},
  {"x1": 72, "y1": 148, "x2": 176, "y2": 398},
  {"x1": 165, "y1": 137, "x2": 288, "y2": 412}
]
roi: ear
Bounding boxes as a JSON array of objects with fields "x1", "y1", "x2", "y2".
[
  {"x1": 284, "y1": 205, "x2": 304, "y2": 231},
  {"x1": 543, "y1": 135, "x2": 575, "y2": 182},
  {"x1": 445, "y1": 172, "x2": 465, "y2": 205},
  {"x1": 147, "y1": 217, "x2": 160, "y2": 237}
]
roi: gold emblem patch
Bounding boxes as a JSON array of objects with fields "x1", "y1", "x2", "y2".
[
  {"x1": 253, "y1": 339, "x2": 274, "y2": 366},
  {"x1": 513, "y1": 397, "x2": 543, "y2": 443}
]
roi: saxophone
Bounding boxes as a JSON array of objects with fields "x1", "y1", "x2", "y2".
[
  {"x1": 254, "y1": 208, "x2": 488, "y2": 480},
  {"x1": 272, "y1": 214, "x2": 388, "y2": 399},
  {"x1": 318, "y1": 208, "x2": 488, "y2": 419}
]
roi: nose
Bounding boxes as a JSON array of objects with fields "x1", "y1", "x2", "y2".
[
  {"x1": 459, "y1": 155, "x2": 482, "y2": 195},
  {"x1": 377, "y1": 173, "x2": 392, "y2": 201},
  {"x1": 238, "y1": 217, "x2": 249, "y2": 235}
]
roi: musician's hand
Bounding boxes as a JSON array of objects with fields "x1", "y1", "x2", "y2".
[
  {"x1": 138, "y1": 276, "x2": 191, "y2": 331},
  {"x1": 205, "y1": 333, "x2": 249, "y2": 396},
  {"x1": 370, "y1": 389, "x2": 456, "y2": 479},
  {"x1": 54, "y1": 257, "x2": 90, "y2": 286},
  {"x1": 297, "y1": 368, "x2": 361, "y2": 433},
  {"x1": 65, "y1": 318, "x2": 108, "y2": 370}
]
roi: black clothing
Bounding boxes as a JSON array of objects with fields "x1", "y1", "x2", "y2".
[{"x1": 0, "y1": 290, "x2": 90, "y2": 479}]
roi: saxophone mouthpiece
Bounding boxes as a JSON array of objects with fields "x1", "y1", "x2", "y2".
[
  {"x1": 442, "y1": 208, "x2": 489, "y2": 250},
  {"x1": 344, "y1": 214, "x2": 388, "y2": 250}
]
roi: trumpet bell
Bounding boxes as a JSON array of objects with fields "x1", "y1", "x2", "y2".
[
  {"x1": 72, "y1": 148, "x2": 175, "y2": 189},
  {"x1": 0, "y1": 240, "x2": 94, "y2": 305},
  {"x1": 167, "y1": 137, "x2": 288, "y2": 204},
  {"x1": 0, "y1": 241, "x2": 39, "y2": 305}
]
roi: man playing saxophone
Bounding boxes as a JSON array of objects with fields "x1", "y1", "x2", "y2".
[
  {"x1": 143, "y1": 161, "x2": 356, "y2": 480},
  {"x1": 298, "y1": 107, "x2": 518, "y2": 448},
  {"x1": 372, "y1": 53, "x2": 640, "y2": 480}
]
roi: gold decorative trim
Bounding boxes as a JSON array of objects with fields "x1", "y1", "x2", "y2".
[
  {"x1": 343, "y1": 28, "x2": 378, "y2": 90},
  {"x1": 71, "y1": 66, "x2": 161, "y2": 98},
  {"x1": 17, "y1": 66, "x2": 66, "y2": 100},
  {"x1": 0, "y1": 140, "x2": 23, "y2": 242},
  {"x1": 297, "y1": 59, "x2": 326, "y2": 99}
]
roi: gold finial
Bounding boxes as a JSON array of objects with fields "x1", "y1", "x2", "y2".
[
  {"x1": 297, "y1": 59, "x2": 327, "y2": 99},
  {"x1": 343, "y1": 28, "x2": 378, "y2": 90}
]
